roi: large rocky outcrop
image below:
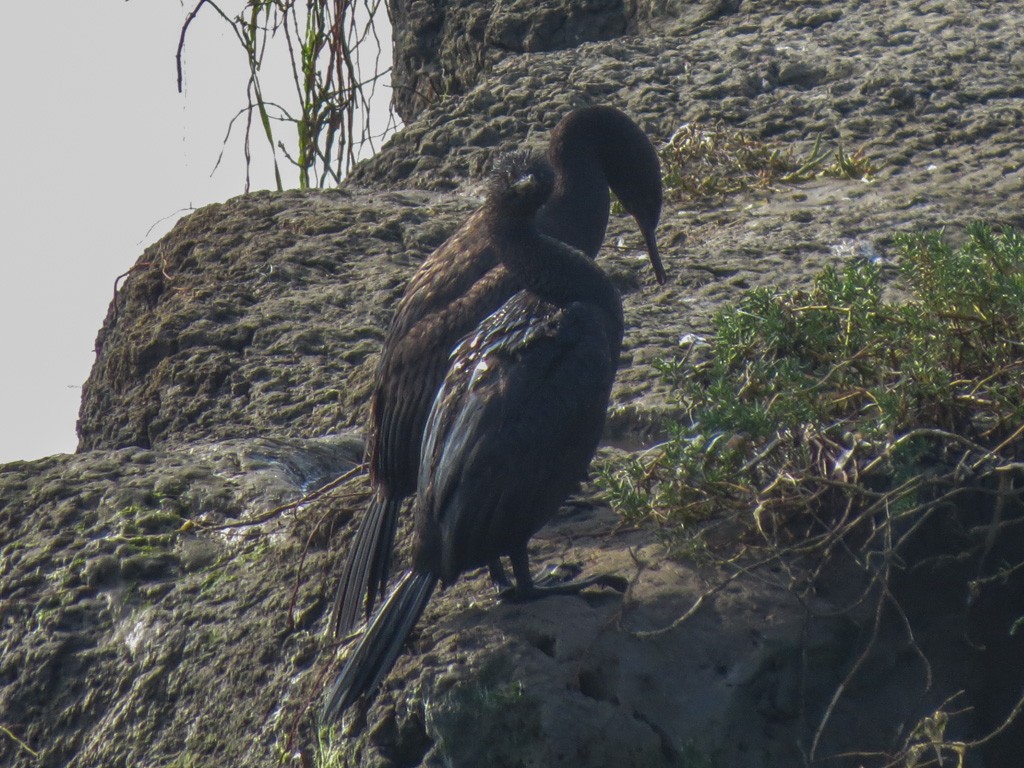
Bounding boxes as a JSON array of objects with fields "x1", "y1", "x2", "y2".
[
  {"x1": 3, "y1": 1, "x2": 1024, "y2": 766},
  {"x1": 387, "y1": 0, "x2": 633, "y2": 123},
  {"x1": 386, "y1": 0, "x2": 769, "y2": 123}
]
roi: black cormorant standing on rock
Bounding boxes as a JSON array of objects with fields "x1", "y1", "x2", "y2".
[
  {"x1": 331, "y1": 106, "x2": 664, "y2": 636},
  {"x1": 322, "y1": 153, "x2": 659, "y2": 719}
]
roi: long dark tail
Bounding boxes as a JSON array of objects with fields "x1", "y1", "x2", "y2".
[
  {"x1": 321, "y1": 569, "x2": 437, "y2": 721},
  {"x1": 330, "y1": 489, "x2": 403, "y2": 637}
]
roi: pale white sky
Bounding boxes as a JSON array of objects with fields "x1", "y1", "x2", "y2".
[{"x1": 0, "y1": 2, "x2": 392, "y2": 464}]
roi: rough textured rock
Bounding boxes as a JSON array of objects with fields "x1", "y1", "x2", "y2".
[
  {"x1": 387, "y1": 0, "x2": 632, "y2": 122},
  {"x1": 3, "y1": 0, "x2": 1024, "y2": 766},
  {"x1": 0, "y1": 435, "x2": 364, "y2": 768},
  {"x1": 387, "y1": 0, "x2": 769, "y2": 123},
  {"x1": 76, "y1": 189, "x2": 468, "y2": 452}
]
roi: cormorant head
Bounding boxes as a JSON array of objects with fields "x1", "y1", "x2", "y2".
[
  {"x1": 550, "y1": 106, "x2": 666, "y2": 284},
  {"x1": 489, "y1": 152, "x2": 555, "y2": 220},
  {"x1": 598, "y1": 111, "x2": 665, "y2": 285}
]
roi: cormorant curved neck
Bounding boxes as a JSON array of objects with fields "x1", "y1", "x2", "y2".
[
  {"x1": 485, "y1": 158, "x2": 621, "y2": 323},
  {"x1": 540, "y1": 105, "x2": 665, "y2": 284}
]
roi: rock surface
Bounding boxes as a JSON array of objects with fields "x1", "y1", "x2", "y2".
[
  {"x1": 387, "y1": 0, "x2": 632, "y2": 122},
  {"x1": 3, "y1": 1, "x2": 1024, "y2": 766}
]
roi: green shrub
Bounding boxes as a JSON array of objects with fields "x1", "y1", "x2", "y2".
[{"x1": 600, "y1": 224, "x2": 1024, "y2": 542}]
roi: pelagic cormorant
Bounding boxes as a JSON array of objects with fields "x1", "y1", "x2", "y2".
[
  {"x1": 332, "y1": 106, "x2": 664, "y2": 636},
  {"x1": 322, "y1": 154, "x2": 654, "y2": 719}
]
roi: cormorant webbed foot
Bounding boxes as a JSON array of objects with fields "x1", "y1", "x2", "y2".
[{"x1": 498, "y1": 552, "x2": 628, "y2": 602}]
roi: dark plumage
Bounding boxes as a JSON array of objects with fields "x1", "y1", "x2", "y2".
[
  {"x1": 322, "y1": 155, "x2": 654, "y2": 720},
  {"x1": 331, "y1": 106, "x2": 664, "y2": 636}
]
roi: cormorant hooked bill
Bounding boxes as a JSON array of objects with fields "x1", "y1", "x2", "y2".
[
  {"x1": 322, "y1": 154, "x2": 657, "y2": 720},
  {"x1": 331, "y1": 106, "x2": 665, "y2": 637}
]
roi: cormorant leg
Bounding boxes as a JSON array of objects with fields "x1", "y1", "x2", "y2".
[
  {"x1": 501, "y1": 547, "x2": 628, "y2": 602},
  {"x1": 489, "y1": 559, "x2": 513, "y2": 593}
]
